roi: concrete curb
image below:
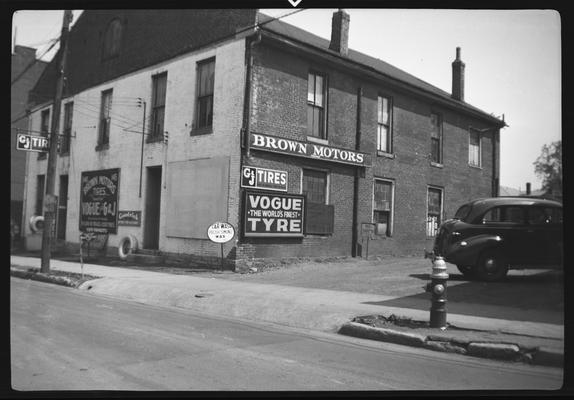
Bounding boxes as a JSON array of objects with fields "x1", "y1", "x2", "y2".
[
  {"x1": 10, "y1": 268, "x2": 76, "y2": 288},
  {"x1": 338, "y1": 321, "x2": 563, "y2": 368}
]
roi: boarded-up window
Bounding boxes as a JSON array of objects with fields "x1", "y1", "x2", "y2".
[
  {"x1": 166, "y1": 157, "x2": 229, "y2": 238},
  {"x1": 302, "y1": 169, "x2": 333, "y2": 234}
]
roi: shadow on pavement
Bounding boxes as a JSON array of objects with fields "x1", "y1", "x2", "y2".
[{"x1": 363, "y1": 270, "x2": 564, "y2": 325}]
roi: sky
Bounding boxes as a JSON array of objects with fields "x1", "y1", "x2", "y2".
[{"x1": 11, "y1": 8, "x2": 561, "y2": 191}]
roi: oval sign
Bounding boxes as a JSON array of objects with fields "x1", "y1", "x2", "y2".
[{"x1": 207, "y1": 222, "x2": 235, "y2": 243}]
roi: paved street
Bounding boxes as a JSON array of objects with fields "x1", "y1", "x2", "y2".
[{"x1": 11, "y1": 278, "x2": 562, "y2": 391}]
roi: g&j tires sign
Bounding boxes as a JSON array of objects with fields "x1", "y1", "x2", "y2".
[
  {"x1": 244, "y1": 191, "x2": 305, "y2": 237},
  {"x1": 79, "y1": 168, "x2": 120, "y2": 233}
]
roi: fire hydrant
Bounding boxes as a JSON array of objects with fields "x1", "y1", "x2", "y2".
[{"x1": 426, "y1": 256, "x2": 449, "y2": 329}]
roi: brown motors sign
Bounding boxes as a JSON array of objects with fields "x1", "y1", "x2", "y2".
[{"x1": 249, "y1": 133, "x2": 371, "y2": 167}]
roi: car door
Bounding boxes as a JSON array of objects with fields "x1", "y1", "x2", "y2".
[
  {"x1": 480, "y1": 205, "x2": 529, "y2": 265},
  {"x1": 527, "y1": 205, "x2": 563, "y2": 265}
]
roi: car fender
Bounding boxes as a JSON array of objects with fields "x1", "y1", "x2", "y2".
[{"x1": 445, "y1": 234, "x2": 504, "y2": 266}]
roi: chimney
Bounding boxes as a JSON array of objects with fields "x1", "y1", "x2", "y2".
[
  {"x1": 329, "y1": 9, "x2": 350, "y2": 56},
  {"x1": 526, "y1": 182, "x2": 531, "y2": 195},
  {"x1": 451, "y1": 47, "x2": 465, "y2": 101}
]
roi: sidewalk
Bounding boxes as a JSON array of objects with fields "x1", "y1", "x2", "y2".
[{"x1": 10, "y1": 255, "x2": 564, "y2": 367}]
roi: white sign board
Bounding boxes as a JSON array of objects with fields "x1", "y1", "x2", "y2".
[{"x1": 207, "y1": 222, "x2": 235, "y2": 243}]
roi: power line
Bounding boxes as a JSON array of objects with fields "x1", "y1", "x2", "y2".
[{"x1": 11, "y1": 36, "x2": 60, "y2": 86}]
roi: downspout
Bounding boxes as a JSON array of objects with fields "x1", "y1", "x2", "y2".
[
  {"x1": 351, "y1": 86, "x2": 362, "y2": 257},
  {"x1": 243, "y1": 28, "x2": 261, "y2": 158}
]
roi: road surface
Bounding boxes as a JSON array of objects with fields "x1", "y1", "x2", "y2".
[{"x1": 10, "y1": 278, "x2": 563, "y2": 391}]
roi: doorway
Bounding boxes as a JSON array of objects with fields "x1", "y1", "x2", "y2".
[
  {"x1": 57, "y1": 175, "x2": 68, "y2": 240},
  {"x1": 144, "y1": 166, "x2": 162, "y2": 249}
]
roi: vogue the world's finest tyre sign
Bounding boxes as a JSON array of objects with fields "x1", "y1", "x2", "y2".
[
  {"x1": 79, "y1": 168, "x2": 120, "y2": 233},
  {"x1": 244, "y1": 191, "x2": 305, "y2": 237},
  {"x1": 207, "y1": 222, "x2": 235, "y2": 243}
]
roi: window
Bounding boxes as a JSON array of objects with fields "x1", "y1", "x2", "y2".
[
  {"x1": 307, "y1": 72, "x2": 327, "y2": 139},
  {"x1": 195, "y1": 58, "x2": 215, "y2": 131},
  {"x1": 150, "y1": 73, "x2": 167, "y2": 140},
  {"x1": 102, "y1": 19, "x2": 122, "y2": 60},
  {"x1": 40, "y1": 109, "x2": 50, "y2": 136},
  {"x1": 430, "y1": 112, "x2": 443, "y2": 164},
  {"x1": 377, "y1": 96, "x2": 392, "y2": 153},
  {"x1": 302, "y1": 169, "x2": 333, "y2": 234},
  {"x1": 60, "y1": 102, "x2": 73, "y2": 154},
  {"x1": 303, "y1": 169, "x2": 328, "y2": 204},
  {"x1": 35, "y1": 175, "x2": 45, "y2": 216},
  {"x1": 98, "y1": 89, "x2": 113, "y2": 146},
  {"x1": 373, "y1": 179, "x2": 393, "y2": 236},
  {"x1": 469, "y1": 130, "x2": 481, "y2": 167},
  {"x1": 482, "y1": 206, "x2": 526, "y2": 224},
  {"x1": 38, "y1": 109, "x2": 50, "y2": 159},
  {"x1": 427, "y1": 187, "x2": 443, "y2": 237}
]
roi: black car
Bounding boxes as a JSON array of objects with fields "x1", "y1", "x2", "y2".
[{"x1": 432, "y1": 197, "x2": 563, "y2": 281}]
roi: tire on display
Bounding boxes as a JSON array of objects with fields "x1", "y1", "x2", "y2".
[
  {"x1": 475, "y1": 250, "x2": 508, "y2": 282},
  {"x1": 118, "y1": 235, "x2": 138, "y2": 260},
  {"x1": 29, "y1": 215, "x2": 44, "y2": 233}
]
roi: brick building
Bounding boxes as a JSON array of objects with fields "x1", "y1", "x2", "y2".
[
  {"x1": 11, "y1": 45, "x2": 47, "y2": 246},
  {"x1": 22, "y1": 9, "x2": 505, "y2": 270}
]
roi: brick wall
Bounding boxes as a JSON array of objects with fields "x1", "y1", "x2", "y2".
[{"x1": 242, "y1": 41, "x2": 498, "y2": 260}]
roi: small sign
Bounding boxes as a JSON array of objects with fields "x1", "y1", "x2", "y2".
[
  {"x1": 207, "y1": 222, "x2": 235, "y2": 243},
  {"x1": 244, "y1": 191, "x2": 305, "y2": 237},
  {"x1": 241, "y1": 166, "x2": 288, "y2": 192},
  {"x1": 16, "y1": 133, "x2": 50, "y2": 152},
  {"x1": 361, "y1": 223, "x2": 376, "y2": 237},
  {"x1": 118, "y1": 211, "x2": 142, "y2": 226}
]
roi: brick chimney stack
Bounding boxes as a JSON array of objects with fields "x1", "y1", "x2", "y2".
[
  {"x1": 451, "y1": 47, "x2": 465, "y2": 101},
  {"x1": 329, "y1": 9, "x2": 350, "y2": 56},
  {"x1": 526, "y1": 182, "x2": 531, "y2": 195}
]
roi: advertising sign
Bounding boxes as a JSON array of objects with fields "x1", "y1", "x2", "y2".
[
  {"x1": 244, "y1": 191, "x2": 305, "y2": 237},
  {"x1": 79, "y1": 168, "x2": 120, "y2": 233},
  {"x1": 241, "y1": 166, "x2": 288, "y2": 192},
  {"x1": 118, "y1": 211, "x2": 142, "y2": 227},
  {"x1": 249, "y1": 132, "x2": 371, "y2": 167},
  {"x1": 207, "y1": 222, "x2": 235, "y2": 243},
  {"x1": 16, "y1": 133, "x2": 50, "y2": 152}
]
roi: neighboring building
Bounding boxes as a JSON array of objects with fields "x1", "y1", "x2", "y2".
[
  {"x1": 23, "y1": 9, "x2": 505, "y2": 270},
  {"x1": 11, "y1": 45, "x2": 48, "y2": 246}
]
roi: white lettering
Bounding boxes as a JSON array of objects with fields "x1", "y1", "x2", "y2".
[
  {"x1": 262, "y1": 218, "x2": 274, "y2": 231},
  {"x1": 248, "y1": 217, "x2": 260, "y2": 230},
  {"x1": 276, "y1": 219, "x2": 288, "y2": 232}
]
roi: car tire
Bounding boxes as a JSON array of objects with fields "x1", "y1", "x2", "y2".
[
  {"x1": 118, "y1": 235, "x2": 138, "y2": 260},
  {"x1": 475, "y1": 250, "x2": 508, "y2": 282},
  {"x1": 456, "y1": 265, "x2": 475, "y2": 278}
]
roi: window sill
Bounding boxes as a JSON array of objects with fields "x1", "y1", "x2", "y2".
[
  {"x1": 468, "y1": 164, "x2": 482, "y2": 170},
  {"x1": 95, "y1": 143, "x2": 110, "y2": 152},
  {"x1": 377, "y1": 151, "x2": 395, "y2": 159},
  {"x1": 58, "y1": 151, "x2": 70, "y2": 157},
  {"x1": 190, "y1": 126, "x2": 213, "y2": 136},
  {"x1": 306, "y1": 136, "x2": 328, "y2": 145},
  {"x1": 430, "y1": 162, "x2": 443, "y2": 168}
]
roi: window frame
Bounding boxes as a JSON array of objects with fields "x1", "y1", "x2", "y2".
[
  {"x1": 376, "y1": 95, "x2": 393, "y2": 154},
  {"x1": 60, "y1": 101, "x2": 73, "y2": 155},
  {"x1": 38, "y1": 109, "x2": 50, "y2": 159},
  {"x1": 149, "y1": 72, "x2": 168, "y2": 141},
  {"x1": 468, "y1": 128, "x2": 482, "y2": 168},
  {"x1": 35, "y1": 175, "x2": 45, "y2": 216},
  {"x1": 307, "y1": 71, "x2": 328, "y2": 140},
  {"x1": 193, "y1": 57, "x2": 215, "y2": 135},
  {"x1": 301, "y1": 167, "x2": 333, "y2": 235},
  {"x1": 430, "y1": 112, "x2": 443, "y2": 165},
  {"x1": 373, "y1": 178, "x2": 394, "y2": 237},
  {"x1": 426, "y1": 186, "x2": 443, "y2": 237},
  {"x1": 97, "y1": 89, "x2": 113, "y2": 148}
]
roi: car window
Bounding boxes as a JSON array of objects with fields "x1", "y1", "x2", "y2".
[
  {"x1": 454, "y1": 204, "x2": 471, "y2": 220},
  {"x1": 482, "y1": 206, "x2": 525, "y2": 224},
  {"x1": 528, "y1": 206, "x2": 563, "y2": 225}
]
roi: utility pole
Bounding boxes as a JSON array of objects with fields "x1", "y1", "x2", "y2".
[{"x1": 40, "y1": 10, "x2": 73, "y2": 273}]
